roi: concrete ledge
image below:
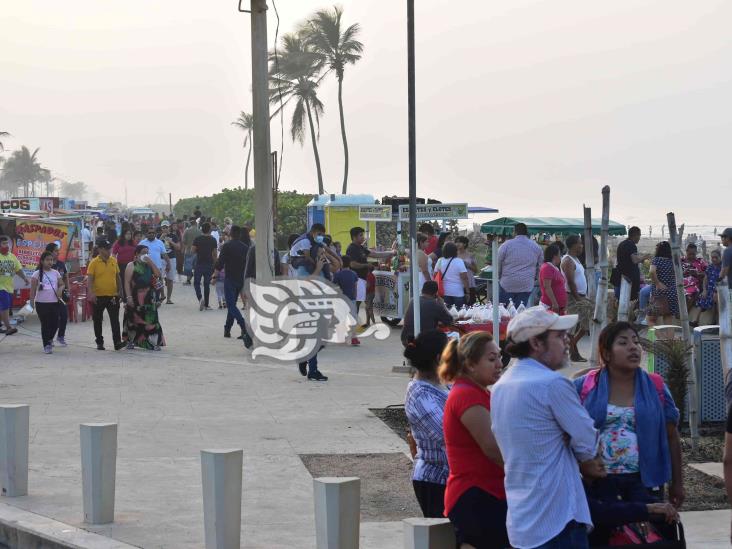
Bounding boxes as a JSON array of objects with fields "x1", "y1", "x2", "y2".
[{"x1": 0, "y1": 503, "x2": 139, "y2": 549}]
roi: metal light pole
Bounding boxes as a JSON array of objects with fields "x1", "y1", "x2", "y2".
[
  {"x1": 251, "y1": 0, "x2": 275, "y2": 282},
  {"x1": 407, "y1": 0, "x2": 420, "y2": 337}
]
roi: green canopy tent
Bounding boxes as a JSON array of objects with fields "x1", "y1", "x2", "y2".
[{"x1": 480, "y1": 216, "x2": 626, "y2": 236}]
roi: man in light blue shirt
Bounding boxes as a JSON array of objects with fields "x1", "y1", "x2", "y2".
[
  {"x1": 139, "y1": 227, "x2": 170, "y2": 299},
  {"x1": 491, "y1": 306, "x2": 605, "y2": 549}
]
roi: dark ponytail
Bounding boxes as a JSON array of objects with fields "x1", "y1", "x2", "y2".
[
  {"x1": 403, "y1": 330, "x2": 448, "y2": 373},
  {"x1": 37, "y1": 251, "x2": 54, "y2": 272}
]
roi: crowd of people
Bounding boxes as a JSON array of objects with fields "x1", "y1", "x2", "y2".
[{"x1": 404, "y1": 308, "x2": 684, "y2": 549}]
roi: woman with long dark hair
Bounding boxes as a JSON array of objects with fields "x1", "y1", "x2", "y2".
[
  {"x1": 123, "y1": 245, "x2": 165, "y2": 350},
  {"x1": 648, "y1": 241, "x2": 677, "y2": 325},
  {"x1": 574, "y1": 322, "x2": 682, "y2": 544},
  {"x1": 403, "y1": 330, "x2": 449, "y2": 518},
  {"x1": 30, "y1": 251, "x2": 65, "y2": 354},
  {"x1": 45, "y1": 242, "x2": 69, "y2": 346},
  {"x1": 112, "y1": 229, "x2": 136, "y2": 296}
]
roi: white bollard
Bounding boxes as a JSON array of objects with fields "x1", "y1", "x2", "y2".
[
  {"x1": 313, "y1": 477, "x2": 360, "y2": 549},
  {"x1": 80, "y1": 423, "x2": 117, "y2": 524},
  {"x1": 403, "y1": 518, "x2": 455, "y2": 549},
  {"x1": 617, "y1": 277, "x2": 631, "y2": 322},
  {"x1": 0, "y1": 405, "x2": 29, "y2": 497},
  {"x1": 201, "y1": 449, "x2": 243, "y2": 549}
]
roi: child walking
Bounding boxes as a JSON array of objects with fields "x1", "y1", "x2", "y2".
[
  {"x1": 213, "y1": 266, "x2": 226, "y2": 309},
  {"x1": 333, "y1": 256, "x2": 360, "y2": 346}
]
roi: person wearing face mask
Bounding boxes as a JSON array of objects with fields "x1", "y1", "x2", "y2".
[
  {"x1": 0, "y1": 236, "x2": 29, "y2": 336},
  {"x1": 289, "y1": 224, "x2": 341, "y2": 279},
  {"x1": 491, "y1": 306, "x2": 605, "y2": 549}
]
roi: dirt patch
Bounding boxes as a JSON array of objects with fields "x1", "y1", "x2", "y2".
[
  {"x1": 299, "y1": 452, "x2": 422, "y2": 521},
  {"x1": 371, "y1": 407, "x2": 730, "y2": 512}
]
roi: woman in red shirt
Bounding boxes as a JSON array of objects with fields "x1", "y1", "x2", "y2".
[
  {"x1": 440, "y1": 331, "x2": 508, "y2": 549},
  {"x1": 539, "y1": 243, "x2": 567, "y2": 314},
  {"x1": 112, "y1": 230, "x2": 137, "y2": 297}
]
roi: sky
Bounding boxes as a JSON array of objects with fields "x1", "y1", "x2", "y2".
[{"x1": 2, "y1": 0, "x2": 731, "y2": 230}]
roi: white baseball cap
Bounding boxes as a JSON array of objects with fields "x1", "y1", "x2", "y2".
[{"x1": 507, "y1": 305, "x2": 579, "y2": 343}]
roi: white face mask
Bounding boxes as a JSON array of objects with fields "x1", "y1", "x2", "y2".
[{"x1": 140, "y1": 253, "x2": 149, "y2": 262}]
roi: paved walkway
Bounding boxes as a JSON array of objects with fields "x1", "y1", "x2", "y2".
[{"x1": 0, "y1": 288, "x2": 728, "y2": 547}]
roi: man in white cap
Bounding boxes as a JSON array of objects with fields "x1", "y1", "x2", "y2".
[{"x1": 491, "y1": 305, "x2": 605, "y2": 549}]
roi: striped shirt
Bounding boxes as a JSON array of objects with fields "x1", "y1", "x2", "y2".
[
  {"x1": 497, "y1": 235, "x2": 543, "y2": 293},
  {"x1": 491, "y1": 358, "x2": 598, "y2": 548},
  {"x1": 405, "y1": 380, "x2": 449, "y2": 485}
]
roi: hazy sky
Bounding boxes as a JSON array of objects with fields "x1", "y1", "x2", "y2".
[{"x1": 2, "y1": 1, "x2": 731, "y2": 229}]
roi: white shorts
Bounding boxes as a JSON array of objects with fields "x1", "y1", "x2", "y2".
[
  {"x1": 165, "y1": 258, "x2": 177, "y2": 281},
  {"x1": 356, "y1": 278, "x2": 367, "y2": 302}
]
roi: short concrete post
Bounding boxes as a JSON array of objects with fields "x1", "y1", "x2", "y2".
[
  {"x1": 313, "y1": 477, "x2": 360, "y2": 549},
  {"x1": 0, "y1": 405, "x2": 29, "y2": 497},
  {"x1": 403, "y1": 518, "x2": 455, "y2": 549},
  {"x1": 617, "y1": 277, "x2": 631, "y2": 322},
  {"x1": 80, "y1": 423, "x2": 117, "y2": 524},
  {"x1": 201, "y1": 449, "x2": 243, "y2": 549}
]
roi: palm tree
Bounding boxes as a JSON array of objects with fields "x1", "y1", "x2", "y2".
[
  {"x1": 232, "y1": 112, "x2": 254, "y2": 189},
  {"x1": 0, "y1": 132, "x2": 9, "y2": 152},
  {"x1": 270, "y1": 32, "x2": 327, "y2": 194},
  {"x1": 1, "y1": 146, "x2": 42, "y2": 196},
  {"x1": 304, "y1": 6, "x2": 363, "y2": 194}
]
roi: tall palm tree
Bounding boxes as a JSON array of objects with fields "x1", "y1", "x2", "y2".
[
  {"x1": 270, "y1": 32, "x2": 327, "y2": 194},
  {"x1": 231, "y1": 112, "x2": 254, "y2": 190},
  {"x1": 1, "y1": 146, "x2": 42, "y2": 196},
  {"x1": 304, "y1": 6, "x2": 363, "y2": 194}
]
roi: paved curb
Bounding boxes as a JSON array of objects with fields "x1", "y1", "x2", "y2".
[{"x1": 0, "y1": 503, "x2": 139, "y2": 549}]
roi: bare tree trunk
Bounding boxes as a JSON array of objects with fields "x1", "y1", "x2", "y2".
[
  {"x1": 668, "y1": 212, "x2": 699, "y2": 447},
  {"x1": 337, "y1": 77, "x2": 350, "y2": 195},
  {"x1": 583, "y1": 206, "x2": 596, "y2": 301},
  {"x1": 245, "y1": 130, "x2": 252, "y2": 190},
  {"x1": 590, "y1": 187, "x2": 610, "y2": 370},
  {"x1": 304, "y1": 99, "x2": 325, "y2": 194}
]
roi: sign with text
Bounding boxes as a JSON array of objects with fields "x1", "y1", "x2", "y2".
[
  {"x1": 1, "y1": 198, "x2": 37, "y2": 212},
  {"x1": 398, "y1": 203, "x2": 468, "y2": 221},
  {"x1": 358, "y1": 205, "x2": 392, "y2": 222},
  {"x1": 372, "y1": 270, "x2": 411, "y2": 318},
  {"x1": 12, "y1": 221, "x2": 75, "y2": 274}
]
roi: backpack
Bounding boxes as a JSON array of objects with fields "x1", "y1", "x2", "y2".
[
  {"x1": 579, "y1": 369, "x2": 666, "y2": 405},
  {"x1": 433, "y1": 257, "x2": 454, "y2": 297}
]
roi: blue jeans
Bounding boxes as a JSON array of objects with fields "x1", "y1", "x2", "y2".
[
  {"x1": 639, "y1": 285, "x2": 652, "y2": 311},
  {"x1": 299, "y1": 352, "x2": 319, "y2": 375},
  {"x1": 499, "y1": 286, "x2": 532, "y2": 308},
  {"x1": 194, "y1": 264, "x2": 214, "y2": 306},
  {"x1": 224, "y1": 278, "x2": 245, "y2": 331},
  {"x1": 443, "y1": 295, "x2": 465, "y2": 309},
  {"x1": 531, "y1": 521, "x2": 589, "y2": 549}
]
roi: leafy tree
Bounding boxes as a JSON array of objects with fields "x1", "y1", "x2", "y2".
[
  {"x1": 60, "y1": 181, "x2": 88, "y2": 200},
  {"x1": 304, "y1": 6, "x2": 363, "y2": 194},
  {"x1": 270, "y1": 32, "x2": 326, "y2": 194},
  {"x1": 232, "y1": 112, "x2": 254, "y2": 190},
  {"x1": 0, "y1": 146, "x2": 42, "y2": 196},
  {"x1": 174, "y1": 188, "x2": 311, "y2": 248}
]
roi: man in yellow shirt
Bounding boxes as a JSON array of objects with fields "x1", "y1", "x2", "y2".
[
  {"x1": 87, "y1": 239, "x2": 124, "y2": 350},
  {"x1": 0, "y1": 236, "x2": 30, "y2": 335}
]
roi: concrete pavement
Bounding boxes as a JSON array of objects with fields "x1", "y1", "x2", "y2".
[{"x1": 0, "y1": 287, "x2": 729, "y2": 547}]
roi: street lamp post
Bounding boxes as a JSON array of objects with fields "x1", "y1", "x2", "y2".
[{"x1": 407, "y1": 0, "x2": 420, "y2": 337}]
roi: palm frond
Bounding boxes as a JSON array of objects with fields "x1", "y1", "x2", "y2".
[{"x1": 290, "y1": 99, "x2": 306, "y2": 144}]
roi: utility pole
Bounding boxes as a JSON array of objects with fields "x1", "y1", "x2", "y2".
[
  {"x1": 407, "y1": 0, "x2": 420, "y2": 337},
  {"x1": 251, "y1": 0, "x2": 275, "y2": 281}
]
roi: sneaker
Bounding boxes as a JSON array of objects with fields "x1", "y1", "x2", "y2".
[
  {"x1": 5, "y1": 328, "x2": 17, "y2": 336},
  {"x1": 199, "y1": 298, "x2": 205, "y2": 311},
  {"x1": 56, "y1": 337, "x2": 67, "y2": 347},
  {"x1": 43, "y1": 345, "x2": 52, "y2": 354},
  {"x1": 298, "y1": 362, "x2": 307, "y2": 376},
  {"x1": 307, "y1": 370, "x2": 328, "y2": 382},
  {"x1": 126, "y1": 341, "x2": 135, "y2": 350},
  {"x1": 224, "y1": 330, "x2": 231, "y2": 338},
  {"x1": 114, "y1": 341, "x2": 126, "y2": 351},
  {"x1": 153, "y1": 345, "x2": 161, "y2": 351},
  {"x1": 351, "y1": 337, "x2": 361, "y2": 346},
  {"x1": 96, "y1": 343, "x2": 105, "y2": 351}
]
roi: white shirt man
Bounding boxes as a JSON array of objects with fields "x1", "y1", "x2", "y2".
[
  {"x1": 491, "y1": 306, "x2": 604, "y2": 549},
  {"x1": 139, "y1": 230, "x2": 169, "y2": 272}
]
